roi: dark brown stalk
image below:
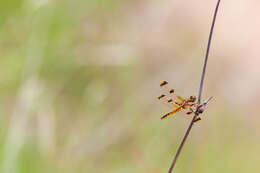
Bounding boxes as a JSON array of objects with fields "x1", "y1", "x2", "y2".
[
  {"x1": 168, "y1": 0, "x2": 221, "y2": 172},
  {"x1": 168, "y1": 115, "x2": 197, "y2": 173},
  {"x1": 197, "y1": 0, "x2": 221, "y2": 105}
]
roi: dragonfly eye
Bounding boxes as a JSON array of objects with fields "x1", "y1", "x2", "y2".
[{"x1": 189, "y1": 96, "x2": 196, "y2": 102}]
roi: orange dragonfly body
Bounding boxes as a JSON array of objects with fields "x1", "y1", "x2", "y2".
[{"x1": 157, "y1": 81, "x2": 200, "y2": 121}]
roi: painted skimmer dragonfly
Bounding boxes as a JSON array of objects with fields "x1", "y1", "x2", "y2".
[{"x1": 157, "y1": 81, "x2": 211, "y2": 122}]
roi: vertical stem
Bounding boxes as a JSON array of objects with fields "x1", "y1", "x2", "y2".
[
  {"x1": 168, "y1": 116, "x2": 197, "y2": 173},
  {"x1": 168, "y1": 0, "x2": 221, "y2": 172},
  {"x1": 197, "y1": 0, "x2": 221, "y2": 104}
]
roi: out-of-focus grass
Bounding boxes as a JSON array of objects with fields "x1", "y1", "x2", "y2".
[{"x1": 1, "y1": 0, "x2": 260, "y2": 173}]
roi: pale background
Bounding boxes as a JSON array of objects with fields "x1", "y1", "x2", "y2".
[{"x1": 1, "y1": 0, "x2": 260, "y2": 172}]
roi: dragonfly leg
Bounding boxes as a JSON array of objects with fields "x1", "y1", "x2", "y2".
[
  {"x1": 186, "y1": 111, "x2": 193, "y2": 115},
  {"x1": 186, "y1": 107, "x2": 195, "y2": 115},
  {"x1": 194, "y1": 116, "x2": 201, "y2": 123}
]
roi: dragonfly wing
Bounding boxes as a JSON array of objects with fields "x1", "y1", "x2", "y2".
[
  {"x1": 160, "y1": 81, "x2": 185, "y2": 104},
  {"x1": 177, "y1": 96, "x2": 185, "y2": 102},
  {"x1": 157, "y1": 93, "x2": 181, "y2": 108},
  {"x1": 157, "y1": 94, "x2": 175, "y2": 108}
]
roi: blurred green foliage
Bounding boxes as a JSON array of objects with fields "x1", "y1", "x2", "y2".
[{"x1": 0, "y1": 0, "x2": 260, "y2": 173}]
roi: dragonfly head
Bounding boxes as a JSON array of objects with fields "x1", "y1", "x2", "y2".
[
  {"x1": 195, "y1": 96, "x2": 213, "y2": 115},
  {"x1": 195, "y1": 104, "x2": 206, "y2": 114},
  {"x1": 189, "y1": 96, "x2": 197, "y2": 102}
]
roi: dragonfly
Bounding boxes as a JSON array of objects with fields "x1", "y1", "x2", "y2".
[{"x1": 157, "y1": 80, "x2": 201, "y2": 122}]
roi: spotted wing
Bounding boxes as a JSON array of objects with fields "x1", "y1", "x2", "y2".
[
  {"x1": 157, "y1": 94, "x2": 180, "y2": 108},
  {"x1": 157, "y1": 81, "x2": 185, "y2": 107}
]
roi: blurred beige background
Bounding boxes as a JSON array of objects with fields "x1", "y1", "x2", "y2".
[{"x1": 1, "y1": 0, "x2": 260, "y2": 172}]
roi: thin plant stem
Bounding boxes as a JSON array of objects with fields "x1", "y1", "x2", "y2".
[
  {"x1": 168, "y1": 0, "x2": 221, "y2": 172},
  {"x1": 197, "y1": 0, "x2": 221, "y2": 104},
  {"x1": 168, "y1": 115, "x2": 197, "y2": 173}
]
